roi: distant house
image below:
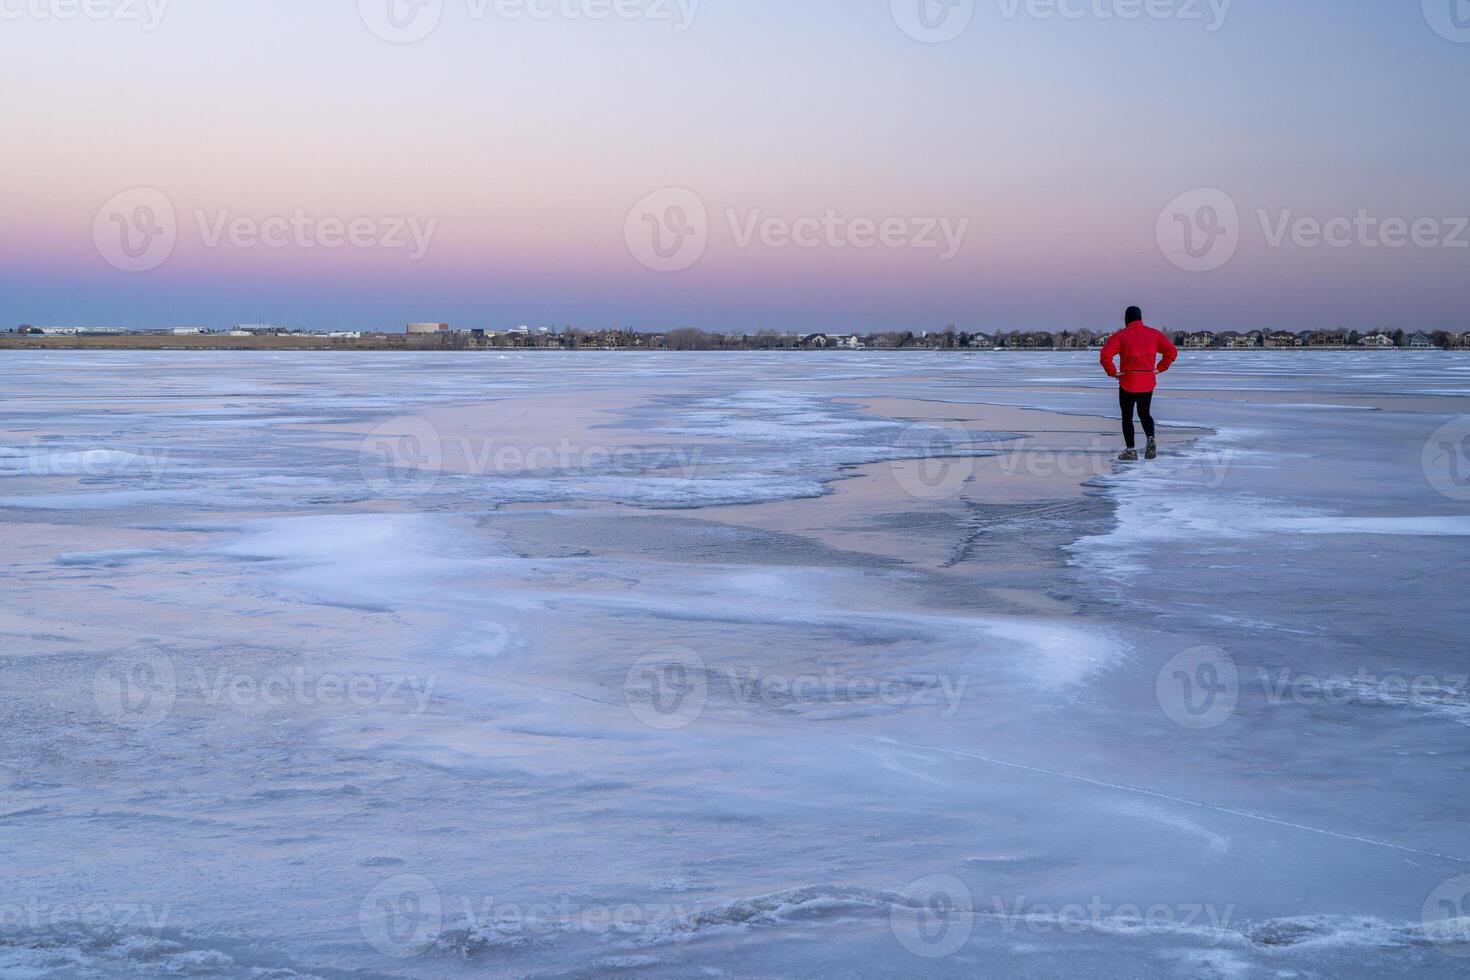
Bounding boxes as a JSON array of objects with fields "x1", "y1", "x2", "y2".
[
  {"x1": 1264, "y1": 331, "x2": 1303, "y2": 348},
  {"x1": 1219, "y1": 331, "x2": 1261, "y2": 349},
  {"x1": 1017, "y1": 332, "x2": 1055, "y2": 349},
  {"x1": 1360, "y1": 332, "x2": 1395, "y2": 349},
  {"x1": 1453, "y1": 332, "x2": 1470, "y2": 349},
  {"x1": 1407, "y1": 333, "x2": 1435, "y2": 350},
  {"x1": 1183, "y1": 331, "x2": 1216, "y2": 349},
  {"x1": 1309, "y1": 331, "x2": 1348, "y2": 348},
  {"x1": 967, "y1": 333, "x2": 994, "y2": 350},
  {"x1": 37, "y1": 326, "x2": 127, "y2": 336},
  {"x1": 801, "y1": 333, "x2": 831, "y2": 349},
  {"x1": 836, "y1": 335, "x2": 863, "y2": 350}
]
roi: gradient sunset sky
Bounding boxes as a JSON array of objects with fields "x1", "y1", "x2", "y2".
[{"x1": 3, "y1": 0, "x2": 1468, "y2": 332}]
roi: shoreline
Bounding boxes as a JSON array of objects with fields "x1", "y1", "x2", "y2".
[{"x1": 1, "y1": 338, "x2": 1460, "y2": 354}]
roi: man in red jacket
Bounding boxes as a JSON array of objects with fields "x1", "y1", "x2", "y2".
[{"x1": 1100, "y1": 306, "x2": 1178, "y2": 461}]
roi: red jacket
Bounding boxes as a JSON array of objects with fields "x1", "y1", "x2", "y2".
[{"x1": 1101, "y1": 321, "x2": 1178, "y2": 393}]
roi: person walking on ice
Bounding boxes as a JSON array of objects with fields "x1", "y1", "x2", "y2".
[{"x1": 1101, "y1": 306, "x2": 1178, "y2": 461}]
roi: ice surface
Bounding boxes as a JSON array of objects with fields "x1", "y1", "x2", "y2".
[{"x1": 1, "y1": 350, "x2": 1467, "y2": 979}]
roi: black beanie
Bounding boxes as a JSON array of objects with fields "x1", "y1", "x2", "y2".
[{"x1": 1125, "y1": 306, "x2": 1143, "y2": 325}]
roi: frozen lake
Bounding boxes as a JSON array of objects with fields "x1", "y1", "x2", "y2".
[{"x1": 2, "y1": 350, "x2": 1468, "y2": 978}]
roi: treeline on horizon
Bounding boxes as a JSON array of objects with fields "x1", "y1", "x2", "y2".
[
  {"x1": 9, "y1": 324, "x2": 1464, "y2": 352},
  {"x1": 583, "y1": 326, "x2": 1462, "y2": 351}
]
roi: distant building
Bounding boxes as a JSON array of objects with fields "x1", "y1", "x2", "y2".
[
  {"x1": 1218, "y1": 331, "x2": 1261, "y2": 349},
  {"x1": 1264, "y1": 331, "x2": 1303, "y2": 348},
  {"x1": 1309, "y1": 331, "x2": 1348, "y2": 348},
  {"x1": 1407, "y1": 333, "x2": 1434, "y2": 350},
  {"x1": 801, "y1": 333, "x2": 831, "y2": 349},
  {"x1": 34, "y1": 326, "x2": 129, "y2": 335},
  {"x1": 1360, "y1": 332, "x2": 1395, "y2": 349},
  {"x1": 1182, "y1": 331, "x2": 1216, "y2": 349},
  {"x1": 328, "y1": 331, "x2": 361, "y2": 339},
  {"x1": 406, "y1": 322, "x2": 449, "y2": 334}
]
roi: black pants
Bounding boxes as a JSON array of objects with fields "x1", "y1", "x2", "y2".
[{"x1": 1119, "y1": 389, "x2": 1156, "y2": 449}]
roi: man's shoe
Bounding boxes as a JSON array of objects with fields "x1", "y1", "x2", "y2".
[
  {"x1": 1145, "y1": 438, "x2": 1158, "y2": 460},
  {"x1": 1118, "y1": 448, "x2": 1139, "y2": 462}
]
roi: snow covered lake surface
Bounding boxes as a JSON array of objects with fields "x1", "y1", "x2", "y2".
[{"x1": 2, "y1": 350, "x2": 1468, "y2": 979}]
